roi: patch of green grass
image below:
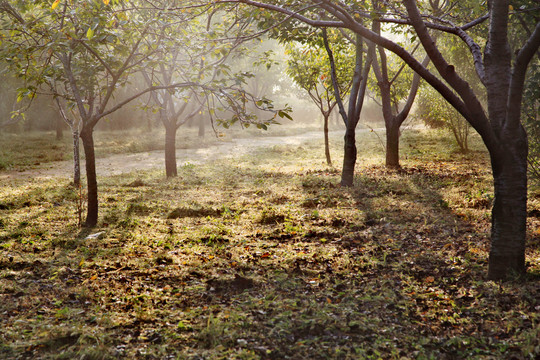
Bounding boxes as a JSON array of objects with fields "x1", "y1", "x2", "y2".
[
  {"x1": 0, "y1": 132, "x2": 71, "y2": 170},
  {"x1": 0, "y1": 129, "x2": 539, "y2": 359}
]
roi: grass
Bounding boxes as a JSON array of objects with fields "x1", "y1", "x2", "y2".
[{"x1": 0, "y1": 127, "x2": 539, "y2": 359}]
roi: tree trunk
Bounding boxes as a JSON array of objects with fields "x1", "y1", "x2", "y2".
[
  {"x1": 56, "y1": 117, "x2": 63, "y2": 140},
  {"x1": 385, "y1": 121, "x2": 400, "y2": 168},
  {"x1": 198, "y1": 115, "x2": 205, "y2": 138},
  {"x1": 165, "y1": 125, "x2": 178, "y2": 177},
  {"x1": 147, "y1": 112, "x2": 153, "y2": 133},
  {"x1": 324, "y1": 114, "x2": 332, "y2": 166},
  {"x1": 341, "y1": 128, "x2": 356, "y2": 186},
  {"x1": 80, "y1": 128, "x2": 98, "y2": 227},
  {"x1": 488, "y1": 130, "x2": 528, "y2": 280},
  {"x1": 72, "y1": 128, "x2": 80, "y2": 187}
]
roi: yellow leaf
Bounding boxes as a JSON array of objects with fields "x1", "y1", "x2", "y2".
[
  {"x1": 79, "y1": 259, "x2": 84, "y2": 267},
  {"x1": 509, "y1": 5, "x2": 513, "y2": 11},
  {"x1": 51, "y1": 0, "x2": 61, "y2": 10},
  {"x1": 90, "y1": 274, "x2": 98, "y2": 280},
  {"x1": 103, "y1": 0, "x2": 110, "y2": 4},
  {"x1": 87, "y1": 27, "x2": 94, "y2": 40}
]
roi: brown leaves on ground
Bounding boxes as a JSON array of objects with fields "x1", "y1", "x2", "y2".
[{"x1": 0, "y1": 130, "x2": 539, "y2": 359}]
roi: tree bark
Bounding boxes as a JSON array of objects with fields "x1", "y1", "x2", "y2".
[
  {"x1": 72, "y1": 128, "x2": 80, "y2": 187},
  {"x1": 341, "y1": 128, "x2": 356, "y2": 186},
  {"x1": 80, "y1": 127, "x2": 98, "y2": 227},
  {"x1": 385, "y1": 122, "x2": 400, "y2": 168},
  {"x1": 324, "y1": 114, "x2": 332, "y2": 166},
  {"x1": 198, "y1": 114, "x2": 205, "y2": 138},
  {"x1": 56, "y1": 116, "x2": 63, "y2": 140},
  {"x1": 165, "y1": 124, "x2": 178, "y2": 177},
  {"x1": 488, "y1": 132, "x2": 528, "y2": 279}
]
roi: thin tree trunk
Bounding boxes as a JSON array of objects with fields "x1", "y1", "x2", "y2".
[
  {"x1": 147, "y1": 112, "x2": 153, "y2": 133},
  {"x1": 56, "y1": 117, "x2": 63, "y2": 140},
  {"x1": 165, "y1": 125, "x2": 178, "y2": 177},
  {"x1": 324, "y1": 114, "x2": 332, "y2": 166},
  {"x1": 72, "y1": 128, "x2": 80, "y2": 187},
  {"x1": 385, "y1": 121, "x2": 400, "y2": 168},
  {"x1": 198, "y1": 115, "x2": 205, "y2": 138},
  {"x1": 81, "y1": 128, "x2": 98, "y2": 227}
]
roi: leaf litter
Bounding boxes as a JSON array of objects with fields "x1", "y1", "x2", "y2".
[{"x1": 0, "y1": 130, "x2": 538, "y2": 359}]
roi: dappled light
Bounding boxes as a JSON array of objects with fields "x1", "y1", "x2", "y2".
[{"x1": 0, "y1": 0, "x2": 538, "y2": 358}]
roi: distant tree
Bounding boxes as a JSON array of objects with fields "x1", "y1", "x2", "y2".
[
  {"x1": 140, "y1": 11, "x2": 290, "y2": 177},
  {"x1": 250, "y1": 2, "x2": 372, "y2": 185},
  {"x1": 367, "y1": 0, "x2": 435, "y2": 168},
  {"x1": 416, "y1": 85, "x2": 471, "y2": 153},
  {"x1": 286, "y1": 31, "x2": 354, "y2": 165}
]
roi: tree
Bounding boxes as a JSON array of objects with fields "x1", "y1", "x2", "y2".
[
  {"x1": 367, "y1": 0, "x2": 435, "y2": 168},
  {"x1": 249, "y1": 2, "x2": 372, "y2": 185},
  {"x1": 416, "y1": 84, "x2": 472, "y2": 153},
  {"x1": 52, "y1": 91, "x2": 82, "y2": 187},
  {"x1": 323, "y1": 29, "x2": 373, "y2": 186},
  {"x1": 0, "y1": 0, "x2": 197, "y2": 226},
  {"x1": 213, "y1": 0, "x2": 540, "y2": 280},
  {"x1": 286, "y1": 31, "x2": 354, "y2": 165},
  {"x1": 141, "y1": 11, "x2": 284, "y2": 177}
]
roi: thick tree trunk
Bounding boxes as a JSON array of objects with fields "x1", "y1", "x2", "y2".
[
  {"x1": 324, "y1": 114, "x2": 332, "y2": 166},
  {"x1": 165, "y1": 125, "x2": 178, "y2": 177},
  {"x1": 341, "y1": 128, "x2": 356, "y2": 186},
  {"x1": 385, "y1": 121, "x2": 400, "y2": 168},
  {"x1": 72, "y1": 128, "x2": 80, "y2": 187},
  {"x1": 80, "y1": 128, "x2": 98, "y2": 227},
  {"x1": 488, "y1": 130, "x2": 528, "y2": 280}
]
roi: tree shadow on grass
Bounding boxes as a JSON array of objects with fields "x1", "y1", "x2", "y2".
[{"x1": 1, "y1": 161, "x2": 539, "y2": 359}]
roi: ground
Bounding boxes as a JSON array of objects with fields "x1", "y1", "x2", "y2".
[{"x1": 0, "y1": 127, "x2": 539, "y2": 359}]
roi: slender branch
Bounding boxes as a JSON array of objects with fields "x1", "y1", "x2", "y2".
[
  {"x1": 322, "y1": 28, "x2": 348, "y2": 125},
  {"x1": 507, "y1": 22, "x2": 540, "y2": 130},
  {"x1": 74, "y1": 40, "x2": 114, "y2": 78},
  {"x1": 97, "y1": 82, "x2": 199, "y2": 120},
  {"x1": 60, "y1": 53, "x2": 88, "y2": 121}
]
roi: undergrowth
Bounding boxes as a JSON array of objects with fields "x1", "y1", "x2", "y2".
[{"x1": 0, "y1": 129, "x2": 538, "y2": 359}]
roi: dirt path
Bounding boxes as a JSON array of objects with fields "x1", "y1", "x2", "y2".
[{"x1": 0, "y1": 131, "x2": 341, "y2": 181}]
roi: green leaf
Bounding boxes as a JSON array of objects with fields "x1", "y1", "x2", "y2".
[
  {"x1": 278, "y1": 110, "x2": 292, "y2": 120},
  {"x1": 87, "y1": 27, "x2": 94, "y2": 40}
]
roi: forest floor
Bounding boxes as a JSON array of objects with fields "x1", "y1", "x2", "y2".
[{"x1": 0, "y1": 127, "x2": 539, "y2": 359}]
